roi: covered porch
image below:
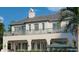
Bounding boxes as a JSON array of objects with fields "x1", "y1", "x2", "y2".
[
  {"x1": 31, "y1": 39, "x2": 47, "y2": 52},
  {"x1": 8, "y1": 40, "x2": 28, "y2": 52},
  {"x1": 7, "y1": 39, "x2": 47, "y2": 52}
]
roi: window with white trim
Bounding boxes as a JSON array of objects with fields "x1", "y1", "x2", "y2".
[{"x1": 34, "y1": 23, "x2": 39, "y2": 31}]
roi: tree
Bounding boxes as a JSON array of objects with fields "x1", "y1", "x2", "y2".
[
  {"x1": 0, "y1": 16, "x2": 4, "y2": 51},
  {"x1": 60, "y1": 7, "x2": 79, "y2": 50},
  {"x1": 0, "y1": 22, "x2": 4, "y2": 51},
  {"x1": 60, "y1": 8, "x2": 79, "y2": 32}
]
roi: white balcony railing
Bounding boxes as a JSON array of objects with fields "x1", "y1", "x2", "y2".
[{"x1": 4, "y1": 28, "x2": 65, "y2": 36}]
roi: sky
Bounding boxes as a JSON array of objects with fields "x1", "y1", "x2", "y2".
[{"x1": 0, "y1": 7, "x2": 62, "y2": 30}]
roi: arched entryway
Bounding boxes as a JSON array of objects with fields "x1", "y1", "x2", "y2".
[
  {"x1": 8, "y1": 40, "x2": 28, "y2": 52},
  {"x1": 31, "y1": 39, "x2": 47, "y2": 52}
]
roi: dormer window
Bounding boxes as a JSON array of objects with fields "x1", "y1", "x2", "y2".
[{"x1": 34, "y1": 23, "x2": 39, "y2": 31}]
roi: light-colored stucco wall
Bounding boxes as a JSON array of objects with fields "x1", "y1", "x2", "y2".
[
  {"x1": 11, "y1": 21, "x2": 68, "y2": 32},
  {"x1": 2, "y1": 21, "x2": 73, "y2": 52},
  {"x1": 3, "y1": 32, "x2": 73, "y2": 52},
  {"x1": 26, "y1": 24, "x2": 29, "y2": 31},
  {"x1": 11, "y1": 26, "x2": 15, "y2": 32}
]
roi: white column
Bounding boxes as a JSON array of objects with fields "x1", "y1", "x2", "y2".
[
  {"x1": 40, "y1": 42, "x2": 41, "y2": 51},
  {"x1": 6, "y1": 42, "x2": 8, "y2": 52},
  {"x1": 21, "y1": 43, "x2": 23, "y2": 51},
  {"x1": 28, "y1": 40, "x2": 31, "y2": 51},
  {"x1": 1, "y1": 37, "x2": 8, "y2": 52},
  {"x1": 11, "y1": 42, "x2": 14, "y2": 51},
  {"x1": 68, "y1": 34, "x2": 73, "y2": 47},
  {"x1": 40, "y1": 42, "x2": 43, "y2": 51},
  {"x1": 35, "y1": 42, "x2": 37, "y2": 51},
  {"x1": 47, "y1": 39, "x2": 50, "y2": 52},
  {"x1": 33, "y1": 42, "x2": 37, "y2": 51},
  {"x1": 10, "y1": 42, "x2": 12, "y2": 50},
  {"x1": 3, "y1": 41, "x2": 8, "y2": 52},
  {"x1": 13, "y1": 42, "x2": 16, "y2": 52}
]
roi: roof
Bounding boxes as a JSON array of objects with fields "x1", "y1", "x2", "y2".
[{"x1": 11, "y1": 13, "x2": 61, "y2": 25}]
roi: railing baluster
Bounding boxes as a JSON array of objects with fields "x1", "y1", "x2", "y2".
[{"x1": 4, "y1": 28, "x2": 64, "y2": 36}]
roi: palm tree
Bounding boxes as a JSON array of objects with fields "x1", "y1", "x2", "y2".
[{"x1": 60, "y1": 7, "x2": 79, "y2": 51}]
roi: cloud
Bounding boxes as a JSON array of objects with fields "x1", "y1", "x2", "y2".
[{"x1": 47, "y1": 7, "x2": 62, "y2": 11}]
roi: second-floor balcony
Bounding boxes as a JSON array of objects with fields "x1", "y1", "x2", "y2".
[{"x1": 4, "y1": 28, "x2": 66, "y2": 36}]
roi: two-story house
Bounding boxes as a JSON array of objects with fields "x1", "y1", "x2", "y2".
[{"x1": 2, "y1": 8, "x2": 74, "y2": 52}]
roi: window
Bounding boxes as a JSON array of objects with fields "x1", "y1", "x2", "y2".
[
  {"x1": 15, "y1": 27, "x2": 20, "y2": 32},
  {"x1": 22, "y1": 43, "x2": 28, "y2": 50},
  {"x1": 37, "y1": 43, "x2": 40, "y2": 49},
  {"x1": 14, "y1": 25, "x2": 26, "y2": 32},
  {"x1": 32, "y1": 43, "x2": 35, "y2": 50},
  {"x1": 34, "y1": 23, "x2": 39, "y2": 31},
  {"x1": 42, "y1": 23, "x2": 45, "y2": 30},
  {"x1": 53, "y1": 22, "x2": 61, "y2": 30},
  {"x1": 29, "y1": 24, "x2": 31, "y2": 31},
  {"x1": 16, "y1": 43, "x2": 21, "y2": 51},
  {"x1": 22, "y1": 25, "x2": 26, "y2": 31},
  {"x1": 15, "y1": 27, "x2": 21, "y2": 32},
  {"x1": 18, "y1": 43, "x2": 21, "y2": 49}
]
